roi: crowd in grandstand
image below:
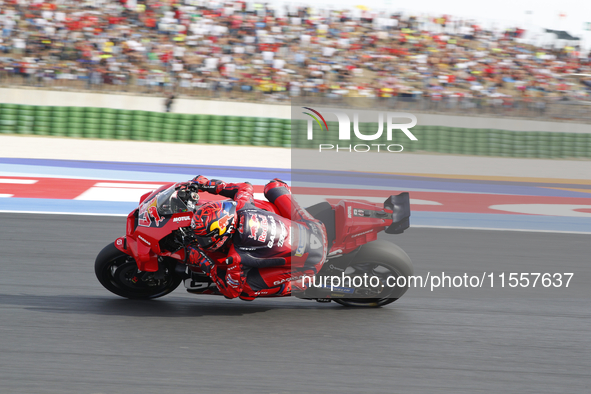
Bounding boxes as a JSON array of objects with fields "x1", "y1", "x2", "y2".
[{"x1": 1, "y1": 0, "x2": 591, "y2": 105}]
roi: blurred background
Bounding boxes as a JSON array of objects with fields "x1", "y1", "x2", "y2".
[
  {"x1": 1, "y1": 0, "x2": 591, "y2": 121},
  {"x1": 2, "y1": 0, "x2": 591, "y2": 228},
  {"x1": 1, "y1": 2, "x2": 591, "y2": 394}
]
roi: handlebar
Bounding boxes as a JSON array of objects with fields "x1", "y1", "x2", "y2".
[{"x1": 176, "y1": 181, "x2": 201, "y2": 209}]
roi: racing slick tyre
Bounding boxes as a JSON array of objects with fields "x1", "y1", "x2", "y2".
[
  {"x1": 332, "y1": 240, "x2": 414, "y2": 308},
  {"x1": 95, "y1": 242, "x2": 182, "y2": 299}
]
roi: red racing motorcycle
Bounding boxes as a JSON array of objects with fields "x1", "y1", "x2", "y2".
[{"x1": 94, "y1": 182, "x2": 413, "y2": 307}]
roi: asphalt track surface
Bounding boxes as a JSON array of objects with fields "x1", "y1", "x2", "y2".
[{"x1": 0, "y1": 213, "x2": 589, "y2": 394}]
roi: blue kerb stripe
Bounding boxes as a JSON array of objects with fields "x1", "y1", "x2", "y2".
[{"x1": 0, "y1": 158, "x2": 290, "y2": 179}]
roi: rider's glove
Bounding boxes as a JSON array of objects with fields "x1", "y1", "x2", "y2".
[
  {"x1": 223, "y1": 256, "x2": 245, "y2": 291},
  {"x1": 192, "y1": 175, "x2": 209, "y2": 186},
  {"x1": 192, "y1": 175, "x2": 218, "y2": 193},
  {"x1": 187, "y1": 246, "x2": 214, "y2": 274}
]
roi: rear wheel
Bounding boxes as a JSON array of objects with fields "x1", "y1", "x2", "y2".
[
  {"x1": 95, "y1": 243, "x2": 182, "y2": 299},
  {"x1": 332, "y1": 241, "x2": 413, "y2": 308}
]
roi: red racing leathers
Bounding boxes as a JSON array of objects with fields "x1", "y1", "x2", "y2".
[{"x1": 187, "y1": 177, "x2": 327, "y2": 300}]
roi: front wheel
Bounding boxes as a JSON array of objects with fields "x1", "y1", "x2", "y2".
[
  {"x1": 332, "y1": 240, "x2": 414, "y2": 308},
  {"x1": 95, "y1": 242, "x2": 182, "y2": 299}
]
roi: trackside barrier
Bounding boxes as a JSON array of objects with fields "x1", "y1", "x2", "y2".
[
  {"x1": 0, "y1": 103, "x2": 290, "y2": 147},
  {"x1": 290, "y1": 120, "x2": 591, "y2": 159},
  {"x1": 1, "y1": 103, "x2": 591, "y2": 158}
]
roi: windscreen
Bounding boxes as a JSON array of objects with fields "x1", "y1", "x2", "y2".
[{"x1": 156, "y1": 185, "x2": 188, "y2": 215}]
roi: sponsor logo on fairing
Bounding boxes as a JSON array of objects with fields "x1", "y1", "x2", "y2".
[
  {"x1": 138, "y1": 197, "x2": 164, "y2": 227},
  {"x1": 351, "y1": 229, "x2": 374, "y2": 238},
  {"x1": 137, "y1": 235, "x2": 151, "y2": 246},
  {"x1": 173, "y1": 215, "x2": 191, "y2": 223},
  {"x1": 148, "y1": 205, "x2": 164, "y2": 226}
]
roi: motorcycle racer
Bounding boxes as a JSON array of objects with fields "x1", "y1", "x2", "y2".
[{"x1": 185, "y1": 176, "x2": 328, "y2": 301}]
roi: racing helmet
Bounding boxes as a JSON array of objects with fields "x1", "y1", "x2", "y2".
[{"x1": 191, "y1": 200, "x2": 237, "y2": 251}]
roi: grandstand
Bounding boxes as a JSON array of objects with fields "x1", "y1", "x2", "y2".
[{"x1": 1, "y1": 0, "x2": 590, "y2": 117}]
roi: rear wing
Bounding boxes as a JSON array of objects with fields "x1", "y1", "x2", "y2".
[{"x1": 384, "y1": 192, "x2": 410, "y2": 234}]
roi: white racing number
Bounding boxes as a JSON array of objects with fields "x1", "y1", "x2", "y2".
[{"x1": 310, "y1": 234, "x2": 322, "y2": 250}]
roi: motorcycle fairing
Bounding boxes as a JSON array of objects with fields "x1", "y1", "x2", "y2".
[
  {"x1": 120, "y1": 183, "x2": 281, "y2": 272},
  {"x1": 123, "y1": 205, "x2": 195, "y2": 272}
]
